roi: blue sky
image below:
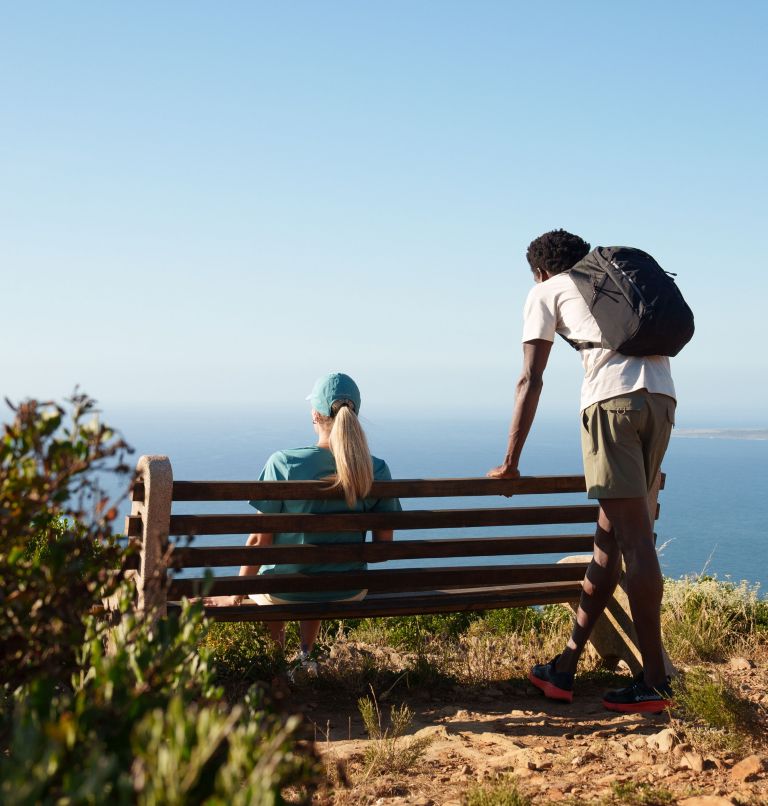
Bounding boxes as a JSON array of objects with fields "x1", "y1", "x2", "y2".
[{"x1": 2, "y1": 1, "x2": 767, "y2": 427}]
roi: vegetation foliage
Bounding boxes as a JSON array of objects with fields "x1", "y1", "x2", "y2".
[{"x1": 0, "y1": 393, "x2": 318, "y2": 804}]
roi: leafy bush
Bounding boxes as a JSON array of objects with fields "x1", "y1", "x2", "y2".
[
  {"x1": 0, "y1": 392, "x2": 319, "y2": 803},
  {"x1": 463, "y1": 775, "x2": 532, "y2": 806},
  {"x1": 671, "y1": 667, "x2": 761, "y2": 754},
  {"x1": 0, "y1": 595, "x2": 317, "y2": 804},
  {"x1": 0, "y1": 393, "x2": 132, "y2": 690},
  {"x1": 200, "y1": 621, "x2": 286, "y2": 688}
]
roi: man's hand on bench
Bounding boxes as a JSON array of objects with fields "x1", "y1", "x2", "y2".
[{"x1": 487, "y1": 463, "x2": 520, "y2": 480}]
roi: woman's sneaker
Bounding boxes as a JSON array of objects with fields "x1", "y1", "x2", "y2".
[
  {"x1": 528, "y1": 655, "x2": 574, "y2": 703},
  {"x1": 602, "y1": 674, "x2": 673, "y2": 714},
  {"x1": 288, "y1": 652, "x2": 319, "y2": 684}
]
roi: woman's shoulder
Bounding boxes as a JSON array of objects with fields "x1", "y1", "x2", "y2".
[
  {"x1": 371, "y1": 455, "x2": 394, "y2": 480},
  {"x1": 264, "y1": 446, "x2": 334, "y2": 480}
]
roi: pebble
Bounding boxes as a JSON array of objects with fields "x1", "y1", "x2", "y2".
[
  {"x1": 729, "y1": 754, "x2": 764, "y2": 782},
  {"x1": 646, "y1": 727, "x2": 677, "y2": 754},
  {"x1": 728, "y1": 656, "x2": 755, "y2": 671}
]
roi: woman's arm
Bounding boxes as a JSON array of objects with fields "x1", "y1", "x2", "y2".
[
  {"x1": 204, "y1": 532, "x2": 272, "y2": 607},
  {"x1": 371, "y1": 529, "x2": 394, "y2": 542},
  {"x1": 240, "y1": 531, "x2": 273, "y2": 576}
]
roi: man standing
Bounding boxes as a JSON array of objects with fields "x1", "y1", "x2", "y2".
[{"x1": 488, "y1": 229, "x2": 677, "y2": 713}]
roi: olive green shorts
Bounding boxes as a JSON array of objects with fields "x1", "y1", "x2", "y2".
[{"x1": 580, "y1": 389, "x2": 676, "y2": 499}]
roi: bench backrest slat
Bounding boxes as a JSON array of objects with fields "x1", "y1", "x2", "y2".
[
  {"x1": 132, "y1": 475, "x2": 596, "y2": 502},
  {"x1": 166, "y1": 504, "x2": 605, "y2": 536},
  {"x1": 169, "y1": 533, "x2": 596, "y2": 567}
]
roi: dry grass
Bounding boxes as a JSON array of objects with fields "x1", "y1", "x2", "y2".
[
  {"x1": 661, "y1": 576, "x2": 767, "y2": 662},
  {"x1": 671, "y1": 666, "x2": 764, "y2": 755},
  {"x1": 357, "y1": 693, "x2": 433, "y2": 777}
]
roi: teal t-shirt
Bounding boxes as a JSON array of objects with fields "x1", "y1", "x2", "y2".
[{"x1": 248, "y1": 447, "x2": 401, "y2": 602}]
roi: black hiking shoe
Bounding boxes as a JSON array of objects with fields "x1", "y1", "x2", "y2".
[
  {"x1": 602, "y1": 674, "x2": 674, "y2": 714},
  {"x1": 529, "y1": 655, "x2": 574, "y2": 703}
]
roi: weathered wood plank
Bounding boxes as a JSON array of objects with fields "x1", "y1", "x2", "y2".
[
  {"x1": 168, "y1": 475, "x2": 588, "y2": 501},
  {"x1": 168, "y1": 504, "x2": 601, "y2": 536},
  {"x1": 169, "y1": 533, "x2": 596, "y2": 568},
  {"x1": 167, "y1": 581, "x2": 584, "y2": 620},
  {"x1": 167, "y1": 561, "x2": 589, "y2": 598}
]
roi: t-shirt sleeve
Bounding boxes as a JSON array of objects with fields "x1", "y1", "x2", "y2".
[
  {"x1": 521, "y1": 284, "x2": 557, "y2": 343},
  {"x1": 248, "y1": 452, "x2": 285, "y2": 514},
  {"x1": 368, "y1": 459, "x2": 402, "y2": 513}
]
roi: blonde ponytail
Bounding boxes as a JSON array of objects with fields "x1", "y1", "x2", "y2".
[{"x1": 326, "y1": 402, "x2": 373, "y2": 507}]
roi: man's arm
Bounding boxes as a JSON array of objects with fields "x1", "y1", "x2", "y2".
[{"x1": 487, "y1": 339, "x2": 553, "y2": 478}]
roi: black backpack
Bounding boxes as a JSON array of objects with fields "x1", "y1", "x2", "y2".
[{"x1": 565, "y1": 246, "x2": 695, "y2": 357}]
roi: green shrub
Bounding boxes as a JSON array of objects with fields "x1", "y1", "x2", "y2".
[
  {"x1": 662, "y1": 576, "x2": 767, "y2": 661},
  {"x1": 0, "y1": 393, "x2": 131, "y2": 691},
  {"x1": 358, "y1": 695, "x2": 432, "y2": 776},
  {"x1": 0, "y1": 595, "x2": 318, "y2": 804},
  {"x1": 0, "y1": 392, "x2": 319, "y2": 803},
  {"x1": 671, "y1": 667, "x2": 760, "y2": 754},
  {"x1": 201, "y1": 621, "x2": 286, "y2": 685},
  {"x1": 608, "y1": 781, "x2": 674, "y2": 805},
  {"x1": 463, "y1": 776, "x2": 532, "y2": 806}
]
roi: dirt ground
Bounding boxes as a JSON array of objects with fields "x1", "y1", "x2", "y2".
[{"x1": 287, "y1": 655, "x2": 768, "y2": 805}]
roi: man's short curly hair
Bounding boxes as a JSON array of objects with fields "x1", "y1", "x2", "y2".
[{"x1": 526, "y1": 229, "x2": 591, "y2": 275}]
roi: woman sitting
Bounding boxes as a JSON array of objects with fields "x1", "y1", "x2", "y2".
[{"x1": 206, "y1": 372, "x2": 400, "y2": 670}]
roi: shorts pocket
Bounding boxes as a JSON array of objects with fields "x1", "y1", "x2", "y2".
[
  {"x1": 666, "y1": 399, "x2": 676, "y2": 426},
  {"x1": 599, "y1": 396, "x2": 646, "y2": 413}
]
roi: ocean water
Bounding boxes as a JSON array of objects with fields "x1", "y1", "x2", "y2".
[{"x1": 116, "y1": 409, "x2": 768, "y2": 592}]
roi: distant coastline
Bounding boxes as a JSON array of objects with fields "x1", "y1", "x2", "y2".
[{"x1": 674, "y1": 428, "x2": 768, "y2": 441}]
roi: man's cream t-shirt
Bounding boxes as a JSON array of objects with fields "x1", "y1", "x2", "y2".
[{"x1": 522, "y1": 272, "x2": 676, "y2": 412}]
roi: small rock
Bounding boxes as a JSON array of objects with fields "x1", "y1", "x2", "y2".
[
  {"x1": 628, "y1": 750, "x2": 651, "y2": 764},
  {"x1": 678, "y1": 798, "x2": 736, "y2": 806},
  {"x1": 680, "y1": 750, "x2": 705, "y2": 773},
  {"x1": 536, "y1": 760, "x2": 553, "y2": 771},
  {"x1": 728, "y1": 656, "x2": 755, "y2": 671},
  {"x1": 730, "y1": 754, "x2": 764, "y2": 782},
  {"x1": 547, "y1": 789, "x2": 566, "y2": 801},
  {"x1": 563, "y1": 732, "x2": 575, "y2": 740}
]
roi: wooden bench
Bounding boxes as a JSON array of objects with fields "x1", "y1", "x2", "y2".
[{"x1": 126, "y1": 455, "x2": 666, "y2": 670}]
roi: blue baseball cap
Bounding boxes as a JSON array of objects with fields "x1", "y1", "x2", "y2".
[{"x1": 307, "y1": 372, "x2": 361, "y2": 417}]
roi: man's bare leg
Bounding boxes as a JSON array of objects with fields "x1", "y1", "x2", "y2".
[
  {"x1": 598, "y1": 496, "x2": 666, "y2": 687},
  {"x1": 555, "y1": 511, "x2": 622, "y2": 675}
]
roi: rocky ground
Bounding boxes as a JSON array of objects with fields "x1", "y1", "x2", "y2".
[{"x1": 286, "y1": 650, "x2": 768, "y2": 805}]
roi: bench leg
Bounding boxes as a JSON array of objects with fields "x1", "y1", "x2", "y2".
[{"x1": 133, "y1": 455, "x2": 173, "y2": 619}]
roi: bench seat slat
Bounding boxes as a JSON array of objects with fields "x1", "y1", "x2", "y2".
[
  {"x1": 168, "y1": 504, "x2": 602, "y2": 536},
  {"x1": 167, "y1": 561, "x2": 589, "y2": 598},
  {"x1": 167, "y1": 581, "x2": 584, "y2": 621},
  {"x1": 169, "y1": 533, "x2": 596, "y2": 567}
]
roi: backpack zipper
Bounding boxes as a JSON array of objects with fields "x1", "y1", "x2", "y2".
[{"x1": 611, "y1": 259, "x2": 648, "y2": 307}]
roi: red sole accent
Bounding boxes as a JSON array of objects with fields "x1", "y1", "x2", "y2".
[
  {"x1": 602, "y1": 698, "x2": 672, "y2": 714},
  {"x1": 528, "y1": 671, "x2": 573, "y2": 703}
]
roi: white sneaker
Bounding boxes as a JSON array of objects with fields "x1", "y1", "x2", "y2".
[{"x1": 288, "y1": 654, "x2": 318, "y2": 684}]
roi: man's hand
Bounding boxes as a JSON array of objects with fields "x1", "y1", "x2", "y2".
[{"x1": 487, "y1": 463, "x2": 521, "y2": 480}]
